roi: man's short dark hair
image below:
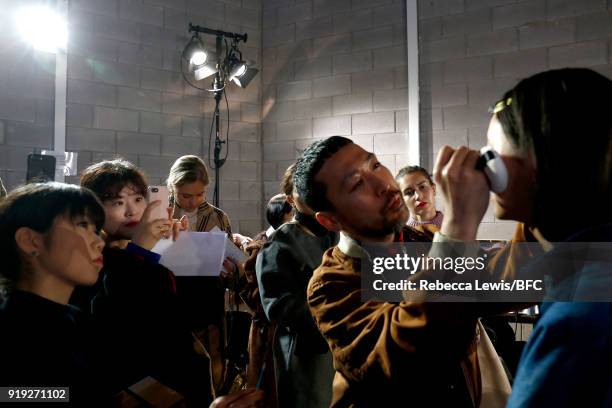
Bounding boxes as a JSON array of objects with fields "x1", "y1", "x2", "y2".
[
  {"x1": 80, "y1": 159, "x2": 148, "y2": 201},
  {"x1": 294, "y1": 136, "x2": 353, "y2": 212}
]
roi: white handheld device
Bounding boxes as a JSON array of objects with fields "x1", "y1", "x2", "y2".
[{"x1": 477, "y1": 146, "x2": 508, "y2": 193}]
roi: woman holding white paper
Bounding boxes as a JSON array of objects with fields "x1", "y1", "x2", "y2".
[
  {"x1": 166, "y1": 155, "x2": 245, "y2": 393},
  {"x1": 167, "y1": 155, "x2": 232, "y2": 236}
]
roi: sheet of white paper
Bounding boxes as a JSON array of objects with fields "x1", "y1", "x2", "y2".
[
  {"x1": 151, "y1": 231, "x2": 226, "y2": 276},
  {"x1": 209, "y1": 226, "x2": 247, "y2": 263},
  {"x1": 224, "y1": 237, "x2": 246, "y2": 263}
]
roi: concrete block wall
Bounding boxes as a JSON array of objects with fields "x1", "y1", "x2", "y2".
[
  {"x1": 0, "y1": 0, "x2": 263, "y2": 236},
  {"x1": 4, "y1": 0, "x2": 612, "y2": 239},
  {"x1": 261, "y1": 0, "x2": 410, "y2": 201},
  {"x1": 0, "y1": 2, "x2": 56, "y2": 190},
  {"x1": 418, "y1": 0, "x2": 612, "y2": 240}
]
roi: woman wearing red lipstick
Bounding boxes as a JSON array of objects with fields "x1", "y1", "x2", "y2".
[
  {"x1": 0, "y1": 182, "x2": 107, "y2": 404},
  {"x1": 396, "y1": 165, "x2": 443, "y2": 237}
]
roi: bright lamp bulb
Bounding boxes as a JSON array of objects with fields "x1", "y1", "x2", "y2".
[
  {"x1": 190, "y1": 50, "x2": 207, "y2": 66},
  {"x1": 15, "y1": 6, "x2": 68, "y2": 53}
]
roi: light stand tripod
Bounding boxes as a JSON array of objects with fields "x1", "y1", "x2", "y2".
[
  {"x1": 211, "y1": 34, "x2": 225, "y2": 208},
  {"x1": 187, "y1": 23, "x2": 249, "y2": 207},
  {"x1": 184, "y1": 23, "x2": 256, "y2": 394}
]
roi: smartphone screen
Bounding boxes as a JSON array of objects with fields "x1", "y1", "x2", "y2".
[{"x1": 147, "y1": 185, "x2": 170, "y2": 220}]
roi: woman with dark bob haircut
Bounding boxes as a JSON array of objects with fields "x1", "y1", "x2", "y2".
[
  {"x1": 0, "y1": 182, "x2": 106, "y2": 404},
  {"x1": 494, "y1": 69, "x2": 612, "y2": 407},
  {"x1": 434, "y1": 68, "x2": 611, "y2": 407}
]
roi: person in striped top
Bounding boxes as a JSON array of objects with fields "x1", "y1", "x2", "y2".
[{"x1": 396, "y1": 165, "x2": 443, "y2": 238}]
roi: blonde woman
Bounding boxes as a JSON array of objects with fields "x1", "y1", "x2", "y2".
[
  {"x1": 168, "y1": 155, "x2": 232, "y2": 236},
  {"x1": 167, "y1": 155, "x2": 236, "y2": 391}
]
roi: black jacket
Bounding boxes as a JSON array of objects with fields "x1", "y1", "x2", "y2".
[
  {"x1": 82, "y1": 247, "x2": 213, "y2": 406},
  {"x1": 0, "y1": 290, "x2": 108, "y2": 407}
]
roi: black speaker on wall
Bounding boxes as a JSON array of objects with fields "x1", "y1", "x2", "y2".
[{"x1": 26, "y1": 154, "x2": 56, "y2": 183}]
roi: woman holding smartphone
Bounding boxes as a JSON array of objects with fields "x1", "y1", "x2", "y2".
[{"x1": 79, "y1": 159, "x2": 213, "y2": 406}]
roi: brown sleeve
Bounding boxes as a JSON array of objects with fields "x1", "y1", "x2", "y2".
[
  {"x1": 307, "y1": 250, "x2": 478, "y2": 384},
  {"x1": 239, "y1": 241, "x2": 265, "y2": 314}
]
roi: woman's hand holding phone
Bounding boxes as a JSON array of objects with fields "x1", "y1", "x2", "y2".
[{"x1": 132, "y1": 200, "x2": 173, "y2": 250}]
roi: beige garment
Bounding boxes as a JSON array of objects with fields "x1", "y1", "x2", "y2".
[{"x1": 476, "y1": 320, "x2": 512, "y2": 408}]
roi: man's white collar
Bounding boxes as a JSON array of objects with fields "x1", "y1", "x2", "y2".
[{"x1": 337, "y1": 231, "x2": 368, "y2": 259}]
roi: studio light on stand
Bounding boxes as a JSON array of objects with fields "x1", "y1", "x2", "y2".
[
  {"x1": 181, "y1": 23, "x2": 259, "y2": 395},
  {"x1": 181, "y1": 23, "x2": 258, "y2": 209}
]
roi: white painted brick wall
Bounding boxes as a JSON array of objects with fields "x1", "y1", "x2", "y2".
[
  {"x1": 467, "y1": 28, "x2": 518, "y2": 56},
  {"x1": 277, "y1": 80, "x2": 312, "y2": 101},
  {"x1": 333, "y1": 9, "x2": 373, "y2": 34},
  {"x1": 161, "y1": 135, "x2": 202, "y2": 157},
  {"x1": 118, "y1": 132, "x2": 161, "y2": 155},
  {"x1": 351, "y1": 69, "x2": 395, "y2": 92},
  {"x1": 494, "y1": 48, "x2": 548, "y2": 79},
  {"x1": 294, "y1": 56, "x2": 332, "y2": 80},
  {"x1": 352, "y1": 111, "x2": 395, "y2": 135},
  {"x1": 443, "y1": 57, "x2": 493, "y2": 84},
  {"x1": 373, "y1": 88, "x2": 410, "y2": 111},
  {"x1": 264, "y1": 141, "x2": 297, "y2": 160},
  {"x1": 94, "y1": 107, "x2": 139, "y2": 131},
  {"x1": 296, "y1": 17, "x2": 333, "y2": 41},
  {"x1": 493, "y1": 0, "x2": 546, "y2": 31},
  {"x1": 333, "y1": 93, "x2": 373, "y2": 116},
  {"x1": 277, "y1": 119, "x2": 313, "y2": 140},
  {"x1": 518, "y1": 19, "x2": 575, "y2": 50},
  {"x1": 442, "y1": 8, "x2": 491, "y2": 37},
  {"x1": 333, "y1": 51, "x2": 373, "y2": 75},
  {"x1": 294, "y1": 98, "x2": 332, "y2": 119},
  {"x1": 421, "y1": 36, "x2": 466, "y2": 63},
  {"x1": 353, "y1": 26, "x2": 394, "y2": 51},
  {"x1": 312, "y1": 75, "x2": 351, "y2": 97},
  {"x1": 373, "y1": 132, "x2": 408, "y2": 155},
  {"x1": 313, "y1": 115, "x2": 351, "y2": 137},
  {"x1": 549, "y1": 40, "x2": 608, "y2": 68}
]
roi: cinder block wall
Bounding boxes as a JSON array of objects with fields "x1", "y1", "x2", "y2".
[
  {"x1": 0, "y1": 0, "x2": 263, "y2": 236},
  {"x1": 261, "y1": 0, "x2": 410, "y2": 200},
  {"x1": 418, "y1": 0, "x2": 612, "y2": 240},
  {"x1": 3, "y1": 0, "x2": 612, "y2": 238},
  {"x1": 0, "y1": 1, "x2": 56, "y2": 190}
]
